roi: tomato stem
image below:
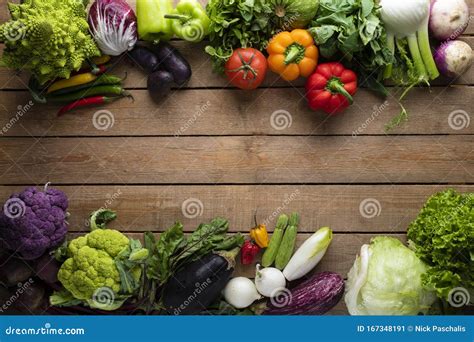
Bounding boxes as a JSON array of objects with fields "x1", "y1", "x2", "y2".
[{"x1": 227, "y1": 50, "x2": 258, "y2": 81}]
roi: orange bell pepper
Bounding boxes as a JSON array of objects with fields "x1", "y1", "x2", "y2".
[{"x1": 267, "y1": 29, "x2": 319, "y2": 82}]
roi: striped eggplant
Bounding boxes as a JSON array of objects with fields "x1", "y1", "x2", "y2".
[{"x1": 264, "y1": 272, "x2": 344, "y2": 315}]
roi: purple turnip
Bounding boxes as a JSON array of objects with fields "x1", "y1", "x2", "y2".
[
  {"x1": 435, "y1": 40, "x2": 473, "y2": 78},
  {"x1": 429, "y1": 0, "x2": 470, "y2": 41}
]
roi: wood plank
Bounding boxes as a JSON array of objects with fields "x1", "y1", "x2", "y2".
[
  {"x1": 1, "y1": 185, "x2": 471, "y2": 233},
  {"x1": 0, "y1": 136, "x2": 472, "y2": 184},
  {"x1": 0, "y1": 86, "x2": 473, "y2": 137},
  {"x1": 1, "y1": 37, "x2": 474, "y2": 90}
]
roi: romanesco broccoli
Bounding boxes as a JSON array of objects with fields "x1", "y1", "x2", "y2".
[{"x1": 0, "y1": 0, "x2": 100, "y2": 84}]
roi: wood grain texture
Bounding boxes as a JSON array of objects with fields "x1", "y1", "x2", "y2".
[
  {"x1": 0, "y1": 86, "x2": 473, "y2": 137},
  {"x1": 1, "y1": 185, "x2": 471, "y2": 233},
  {"x1": 0, "y1": 136, "x2": 472, "y2": 184}
]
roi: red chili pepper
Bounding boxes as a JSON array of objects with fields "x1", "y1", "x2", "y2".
[
  {"x1": 240, "y1": 240, "x2": 260, "y2": 265},
  {"x1": 305, "y1": 62, "x2": 358, "y2": 115},
  {"x1": 57, "y1": 95, "x2": 124, "y2": 117}
]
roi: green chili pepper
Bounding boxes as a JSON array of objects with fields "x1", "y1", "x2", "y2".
[
  {"x1": 164, "y1": 0, "x2": 210, "y2": 42},
  {"x1": 137, "y1": 0, "x2": 174, "y2": 43},
  {"x1": 47, "y1": 85, "x2": 129, "y2": 103}
]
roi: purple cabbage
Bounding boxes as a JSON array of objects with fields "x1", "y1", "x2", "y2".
[
  {"x1": 88, "y1": 0, "x2": 138, "y2": 56},
  {"x1": 0, "y1": 185, "x2": 68, "y2": 260}
]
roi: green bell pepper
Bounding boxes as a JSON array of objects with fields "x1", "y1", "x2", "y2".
[
  {"x1": 137, "y1": 0, "x2": 174, "y2": 43},
  {"x1": 164, "y1": 0, "x2": 210, "y2": 42}
]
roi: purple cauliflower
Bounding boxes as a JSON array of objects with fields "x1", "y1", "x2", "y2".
[{"x1": 0, "y1": 185, "x2": 68, "y2": 260}]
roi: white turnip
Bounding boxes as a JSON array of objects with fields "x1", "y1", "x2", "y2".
[
  {"x1": 255, "y1": 265, "x2": 286, "y2": 297},
  {"x1": 435, "y1": 40, "x2": 473, "y2": 78},
  {"x1": 429, "y1": 0, "x2": 470, "y2": 41}
]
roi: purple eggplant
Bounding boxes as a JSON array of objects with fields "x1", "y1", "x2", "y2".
[{"x1": 265, "y1": 272, "x2": 344, "y2": 315}]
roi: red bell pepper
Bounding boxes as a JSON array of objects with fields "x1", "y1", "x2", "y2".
[
  {"x1": 305, "y1": 62, "x2": 358, "y2": 115},
  {"x1": 240, "y1": 240, "x2": 260, "y2": 265}
]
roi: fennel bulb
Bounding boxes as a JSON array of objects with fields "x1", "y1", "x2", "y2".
[{"x1": 380, "y1": 0, "x2": 439, "y2": 81}]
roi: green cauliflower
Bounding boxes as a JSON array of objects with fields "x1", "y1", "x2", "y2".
[
  {"x1": 0, "y1": 0, "x2": 100, "y2": 84},
  {"x1": 53, "y1": 209, "x2": 148, "y2": 311}
]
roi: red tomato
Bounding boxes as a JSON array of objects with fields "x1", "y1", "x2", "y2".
[{"x1": 225, "y1": 48, "x2": 267, "y2": 90}]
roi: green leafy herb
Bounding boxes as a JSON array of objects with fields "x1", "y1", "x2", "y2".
[
  {"x1": 205, "y1": 0, "x2": 275, "y2": 72},
  {"x1": 148, "y1": 222, "x2": 186, "y2": 284},
  {"x1": 308, "y1": 0, "x2": 392, "y2": 96},
  {"x1": 146, "y1": 218, "x2": 244, "y2": 286}
]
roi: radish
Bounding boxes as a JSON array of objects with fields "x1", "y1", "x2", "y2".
[
  {"x1": 435, "y1": 40, "x2": 473, "y2": 78},
  {"x1": 429, "y1": 0, "x2": 470, "y2": 41}
]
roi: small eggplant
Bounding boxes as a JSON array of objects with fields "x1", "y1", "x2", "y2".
[
  {"x1": 129, "y1": 46, "x2": 160, "y2": 73},
  {"x1": 264, "y1": 272, "x2": 344, "y2": 315},
  {"x1": 150, "y1": 42, "x2": 192, "y2": 86},
  {"x1": 147, "y1": 70, "x2": 174, "y2": 102},
  {"x1": 162, "y1": 249, "x2": 239, "y2": 315}
]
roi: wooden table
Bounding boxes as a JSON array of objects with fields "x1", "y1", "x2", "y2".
[{"x1": 0, "y1": 0, "x2": 473, "y2": 314}]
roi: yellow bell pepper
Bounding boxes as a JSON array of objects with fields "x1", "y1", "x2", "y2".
[
  {"x1": 267, "y1": 29, "x2": 319, "y2": 82},
  {"x1": 250, "y1": 223, "x2": 269, "y2": 248}
]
